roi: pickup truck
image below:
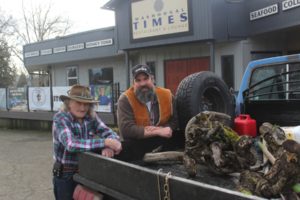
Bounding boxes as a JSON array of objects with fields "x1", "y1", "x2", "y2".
[{"x1": 73, "y1": 54, "x2": 300, "y2": 200}]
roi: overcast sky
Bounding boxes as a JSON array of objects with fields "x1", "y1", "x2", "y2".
[
  {"x1": 1, "y1": 0, "x2": 115, "y2": 34},
  {"x1": 1, "y1": 0, "x2": 115, "y2": 73}
]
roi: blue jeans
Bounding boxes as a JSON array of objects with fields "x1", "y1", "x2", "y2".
[{"x1": 53, "y1": 172, "x2": 78, "y2": 200}]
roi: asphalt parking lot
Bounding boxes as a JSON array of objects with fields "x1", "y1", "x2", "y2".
[{"x1": 0, "y1": 128, "x2": 53, "y2": 200}]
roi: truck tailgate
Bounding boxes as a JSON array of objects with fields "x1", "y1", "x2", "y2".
[{"x1": 74, "y1": 152, "x2": 265, "y2": 200}]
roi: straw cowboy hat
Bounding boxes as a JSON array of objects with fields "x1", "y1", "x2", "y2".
[{"x1": 60, "y1": 85, "x2": 98, "y2": 104}]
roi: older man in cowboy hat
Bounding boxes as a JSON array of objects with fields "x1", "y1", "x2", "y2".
[{"x1": 52, "y1": 84, "x2": 121, "y2": 200}]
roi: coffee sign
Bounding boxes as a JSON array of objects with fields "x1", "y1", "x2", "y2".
[{"x1": 282, "y1": 0, "x2": 300, "y2": 11}]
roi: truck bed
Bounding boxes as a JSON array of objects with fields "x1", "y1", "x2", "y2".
[{"x1": 74, "y1": 152, "x2": 265, "y2": 200}]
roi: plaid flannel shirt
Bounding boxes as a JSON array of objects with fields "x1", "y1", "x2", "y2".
[{"x1": 52, "y1": 111, "x2": 119, "y2": 168}]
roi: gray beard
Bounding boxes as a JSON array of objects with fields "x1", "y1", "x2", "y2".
[{"x1": 135, "y1": 87, "x2": 155, "y2": 104}]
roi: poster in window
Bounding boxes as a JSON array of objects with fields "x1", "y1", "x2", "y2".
[
  {"x1": 8, "y1": 87, "x2": 27, "y2": 111},
  {"x1": 89, "y1": 68, "x2": 113, "y2": 85},
  {"x1": 28, "y1": 87, "x2": 51, "y2": 111},
  {"x1": 91, "y1": 85, "x2": 112, "y2": 113},
  {"x1": 0, "y1": 88, "x2": 6, "y2": 110}
]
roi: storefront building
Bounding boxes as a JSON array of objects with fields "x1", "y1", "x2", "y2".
[{"x1": 23, "y1": 0, "x2": 300, "y2": 94}]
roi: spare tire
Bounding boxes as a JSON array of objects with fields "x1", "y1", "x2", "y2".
[{"x1": 176, "y1": 71, "x2": 235, "y2": 131}]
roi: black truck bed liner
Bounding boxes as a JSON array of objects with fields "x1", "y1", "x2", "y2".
[{"x1": 74, "y1": 152, "x2": 265, "y2": 200}]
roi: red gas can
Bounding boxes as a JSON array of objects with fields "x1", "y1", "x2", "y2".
[{"x1": 234, "y1": 114, "x2": 257, "y2": 137}]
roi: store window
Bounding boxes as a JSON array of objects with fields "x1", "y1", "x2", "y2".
[
  {"x1": 89, "y1": 67, "x2": 113, "y2": 85},
  {"x1": 66, "y1": 66, "x2": 78, "y2": 86},
  {"x1": 146, "y1": 61, "x2": 156, "y2": 79},
  {"x1": 221, "y1": 55, "x2": 234, "y2": 89}
]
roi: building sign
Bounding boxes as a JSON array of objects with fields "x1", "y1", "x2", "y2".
[
  {"x1": 86, "y1": 39, "x2": 113, "y2": 48},
  {"x1": 52, "y1": 86, "x2": 71, "y2": 111},
  {"x1": 7, "y1": 87, "x2": 27, "y2": 111},
  {"x1": 131, "y1": 0, "x2": 189, "y2": 39},
  {"x1": 250, "y1": 4, "x2": 278, "y2": 21},
  {"x1": 0, "y1": 88, "x2": 6, "y2": 110},
  {"x1": 53, "y1": 46, "x2": 66, "y2": 53},
  {"x1": 282, "y1": 0, "x2": 300, "y2": 11},
  {"x1": 41, "y1": 49, "x2": 52, "y2": 56},
  {"x1": 24, "y1": 51, "x2": 39, "y2": 58},
  {"x1": 28, "y1": 87, "x2": 51, "y2": 111},
  {"x1": 67, "y1": 43, "x2": 84, "y2": 51}
]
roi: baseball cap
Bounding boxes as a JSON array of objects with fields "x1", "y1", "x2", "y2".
[{"x1": 132, "y1": 64, "x2": 152, "y2": 79}]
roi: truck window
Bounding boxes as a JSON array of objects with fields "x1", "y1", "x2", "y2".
[
  {"x1": 248, "y1": 64, "x2": 285, "y2": 100},
  {"x1": 288, "y1": 63, "x2": 300, "y2": 99},
  {"x1": 247, "y1": 62, "x2": 300, "y2": 100}
]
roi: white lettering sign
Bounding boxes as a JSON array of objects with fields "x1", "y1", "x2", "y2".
[
  {"x1": 282, "y1": 0, "x2": 300, "y2": 11},
  {"x1": 53, "y1": 46, "x2": 66, "y2": 53},
  {"x1": 250, "y1": 4, "x2": 278, "y2": 21},
  {"x1": 24, "y1": 51, "x2": 39, "y2": 58},
  {"x1": 52, "y1": 86, "x2": 71, "y2": 111},
  {"x1": 0, "y1": 88, "x2": 6, "y2": 110},
  {"x1": 67, "y1": 43, "x2": 84, "y2": 51},
  {"x1": 41, "y1": 49, "x2": 52, "y2": 55},
  {"x1": 85, "y1": 39, "x2": 113, "y2": 48},
  {"x1": 131, "y1": 0, "x2": 189, "y2": 39},
  {"x1": 100, "y1": 39, "x2": 113, "y2": 46}
]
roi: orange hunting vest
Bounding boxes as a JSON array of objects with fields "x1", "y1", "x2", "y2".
[{"x1": 124, "y1": 87, "x2": 172, "y2": 126}]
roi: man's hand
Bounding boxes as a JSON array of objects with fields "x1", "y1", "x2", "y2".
[
  {"x1": 145, "y1": 126, "x2": 160, "y2": 132},
  {"x1": 144, "y1": 126, "x2": 172, "y2": 138},
  {"x1": 159, "y1": 127, "x2": 172, "y2": 138},
  {"x1": 104, "y1": 138, "x2": 122, "y2": 154},
  {"x1": 101, "y1": 148, "x2": 114, "y2": 158}
]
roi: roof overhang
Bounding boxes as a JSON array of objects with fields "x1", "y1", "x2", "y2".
[{"x1": 102, "y1": 0, "x2": 120, "y2": 10}]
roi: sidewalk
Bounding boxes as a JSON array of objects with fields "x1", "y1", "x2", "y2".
[{"x1": 0, "y1": 129, "x2": 53, "y2": 200}]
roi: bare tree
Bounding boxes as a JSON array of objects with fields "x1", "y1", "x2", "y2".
[
  {"x1": 0, "y1": 8, "x2": 15, "y2": 47},
  {"x1": 16, "y1": 72, "x2": 28, "y2": 87},
  {"x1": 19, "y1": 1, "x2": 72, "y2": 43},
  {"x1": 11, "y1": 1, "x2": 72, "y2": 62},
  {"x1": 0, "y1": 14, "x2": 14, "y2": 38}
]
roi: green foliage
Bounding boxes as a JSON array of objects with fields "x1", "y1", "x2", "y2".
[
  {"x1": 223, "y1": 125, "x2": 240, "y2": 143},
  {"x1": 292, "y1": 183, "x2": 300, "y2": 193},
  {"x1": 0, "y1": 9, "x2": 16, "y2": 88},
  {"x1": 0, "y1": 41, "x2": 16, "y2": 87},
  {"x1": 239, "y1": 188, "x2": 253, "y2": 196}
]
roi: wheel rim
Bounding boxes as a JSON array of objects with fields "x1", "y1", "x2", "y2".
[{"x1": 199, "y1": 87, "x2": 225, "y2": 112}]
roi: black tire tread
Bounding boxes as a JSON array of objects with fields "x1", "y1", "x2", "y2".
[
  {"x1": 176, "y1": 72, "x2": 204, "y2": 130},
  {"x1": 176, "y1": 71, "x2": 234, "y2": 131}
]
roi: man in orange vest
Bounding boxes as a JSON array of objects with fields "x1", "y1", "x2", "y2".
[{"x1": 117, "y1": 64, "x2": 183, "y2": 160}]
